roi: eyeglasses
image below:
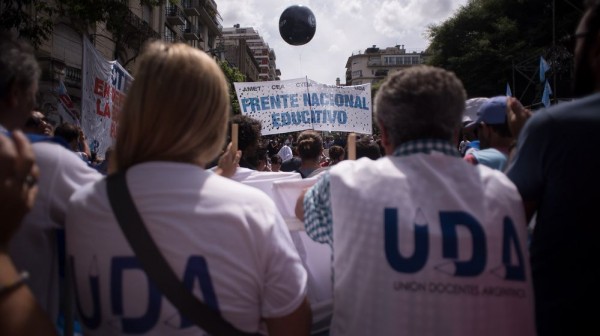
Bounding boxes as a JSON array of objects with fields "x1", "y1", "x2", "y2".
[{"x1": 560, "y1": 32, "x2": 590, "y2": 53}]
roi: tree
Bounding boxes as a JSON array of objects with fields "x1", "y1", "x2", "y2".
[
  {"x1": 219, "y1": 61, "x2": 246, "y2": 115},
  {"x1": 427, "y1": 0, "x2": 583, "y2": 105},
  {"x1": 0, "y1": 0, "x2": 164, "y2": 64},
  {"x1": 57, "y1": 0, "x2": 164, "y2": 65},
  {"x1": 0, "y1": 0, "x2": 55, "y2": 48}
]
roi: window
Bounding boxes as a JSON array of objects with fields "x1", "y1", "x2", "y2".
[
  {"x1": 352, "y1": 70, "x2": 362, "y2": 78},
  {"x1": 142, "y1": 5, "x2": 152, "y2": 25},
  {"x1": 164, "y1": 26, "x2": 176, "y2": 43}
]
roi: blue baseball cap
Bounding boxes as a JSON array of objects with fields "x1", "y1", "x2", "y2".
[{"x1": 466, "y1": 96, "x2": 508, "y2": 128}]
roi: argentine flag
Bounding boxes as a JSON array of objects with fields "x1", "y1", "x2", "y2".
[
  {"x1": 542, "y1": 80, "x2": 553, "y2": 107},
  {"x1": 540, "y1": 56, "x2": 551, "y2": 82}
]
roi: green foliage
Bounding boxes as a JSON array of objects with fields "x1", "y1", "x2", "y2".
[
  {"x1": 0, "y1": 0, "x2": 55, "y2": 48},
  {"x1": 219, "y1": 61, "x2": 246, "y2": 115},
  {"x1": 141, "y1": 0, "x2": 165, "y2": 6},
  {"x1": 427, "y1": 0, "x2": 583, "y2": 104},
  {"x1": 56, "y1": 0, "x2": 129, "y2": 32},
  {"x1": 1, "y1": 0, "x2": 158, "y2": 63}
]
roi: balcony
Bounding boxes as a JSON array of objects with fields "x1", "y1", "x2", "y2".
[
  {"x1": 166, "y1": 5, "x2": 186, "y2": 26},
  {"x1": 198, "y1": 1, "x2": 222, "y2": 35},
  {"x1": 39, "y1": 58, "x2": 82, "y2": 88},
  {"x1": 164, "y1": 34, "x2": 183, "y2": 43},
  {"x1": 203, "y1": 0, "x2": 217, "y2": 12},
  {"x1": 181, "y1": 0, "x2": 200, "y2": 16},
  {"x1": 164, "y1": 25, "x2": 183, "y2": 43},
  {"x1": 374, "y1": 69, "x2": 389, "y2": 77},
  {"x1": 124, "y1": 10, "x2": 160, "y2": 40},
  {"x1": 183, "y1": 26, "x2": 203, "y2": 41}
]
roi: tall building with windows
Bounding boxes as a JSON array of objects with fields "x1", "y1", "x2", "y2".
[
  {"x1": 175, "y1": 0, "x2": 223, "y2": 53},
  {"x1": 219, "y1": 25, "x2": 281, "y2": 81},
  {"x1": 345, "y1": 45, "x2": 429, "y2": 85},
  {"x1": 31, "y1": 0, "x2": 223, "y2": 128}
]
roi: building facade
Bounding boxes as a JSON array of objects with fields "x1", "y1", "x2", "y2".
[
  {"x1": 219, "y1": 25, "x2": 281, "y2": 81},
  {"x1": 221, "y1": 38, "x2": 260, "y2": 82},
  {"x1": 31, "y1": 0, "x2": 223, "y2": 128},
  {"x1": 345, "y1": 45, "x2": 429, "y2": 86}
]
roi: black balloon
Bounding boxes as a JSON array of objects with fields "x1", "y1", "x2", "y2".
[{"x1": 279, "y1": 5, "x2": 316, "y2": 46}]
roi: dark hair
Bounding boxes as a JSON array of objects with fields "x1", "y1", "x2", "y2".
[
  {"x1": 355, "y1": 138, "x2": 382, "y2": 160},
  {"x1": 270, "y1": 154, "x2": 282, "y2": 165},
  {"x1": 255, "y1": 146, "x2": 268, "y2": 160},
  {"x1": 25, "y1": 115, "x2": 42, "y2": 128},
  {"x1": 487, "y1": 122, "x2": 512, "y2": 138},
  {"x1": 54, "y1": 122, "x2": 80, "y2": 143},
  {"x1": 231, "y1": 115, "x2": 261, "y2": 151},
  {"x1": 297, "y1": 130, "x2": 323, "y2": 160},
  {"x1": 328, "y1": 145, "x2": 345, "y2": 162},
  {"x1": 0, "y1": 32, "x2": 40, "y2": 102}
]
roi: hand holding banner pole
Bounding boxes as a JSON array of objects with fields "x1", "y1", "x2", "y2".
[
  {"x1": 231, "y1": 124, "x2": 239, "y2": 153},
  {"x1": 347, "y1": 133, "x2": 356, "y2": 160}
]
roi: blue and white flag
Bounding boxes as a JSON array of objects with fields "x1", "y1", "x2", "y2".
[
  {"x1": 540, "y1": 56, "x2": 551, "y2": 82},
  {"x1": 506, "y1": 83, "x2": 512, "y2": 97},
  {"x1": 542, "y1": 80, "x2": 553, "y2": 107}
]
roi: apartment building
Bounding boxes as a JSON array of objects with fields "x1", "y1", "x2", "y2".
[
  {"x1": 33, "y1": 0, "x2": 222, "y2": 125},
  {"x1": 219, "y1": 25, "x2": 281, "y2": 81},
  {"x1": 345, "y1": 45, "x2": 429, "y2": 86}
]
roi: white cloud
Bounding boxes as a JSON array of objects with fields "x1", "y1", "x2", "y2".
[{"x1": 218, "y1": 0, "x2": 468, "y2": 84}]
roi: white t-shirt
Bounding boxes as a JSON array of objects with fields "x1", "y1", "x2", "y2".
[
  {"x1": 65, "y1": 162, "x2": 307, "y2": 335},
  {"x1": 328, "y1": 154, "x2": 535, "y2": 336},
  {"x1": 9, "y1": 142, "x2": 102, "y2": 321},
  {"x1": 271, "y1": 178, "x2": 333, "y2": 333},
  {"x1": 228, "y1": 168, "x2": 332, "y2": 333},
  {"x1": 229, "y1": 167, "x2": 300, "y2": 199}
]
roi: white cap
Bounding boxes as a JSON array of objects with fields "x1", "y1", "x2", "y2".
[{"x1": 463, "y1": 97, "x2": 489, "y2": 124}]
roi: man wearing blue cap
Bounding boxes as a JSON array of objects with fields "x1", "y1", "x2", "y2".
[{"x1": 464, "y1": 96, "x2": 513, "y2": 170}]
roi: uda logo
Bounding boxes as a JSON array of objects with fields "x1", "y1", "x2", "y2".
[{"x1": 384, "y1": 208, "x2": 526, "y2": 281}]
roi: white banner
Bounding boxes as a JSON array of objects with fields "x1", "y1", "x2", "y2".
[
  {"x1": 234, "y1": 78, "x2": 372, "y2": 135},
  {"x1": 81, "y1": 37, "x2": 133, "y2": 156}
]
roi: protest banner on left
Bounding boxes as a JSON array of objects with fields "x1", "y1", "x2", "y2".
[
  {"x1": 81, "y1": 38, "x2": 133, "y2": 157},
  {"x1": 234, "y1": 78, "x2": 372, "y2": 135}
]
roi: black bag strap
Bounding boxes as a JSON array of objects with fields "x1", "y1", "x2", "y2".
[{"x1": 106, "y1": 172, "x2": 259, "y2": 336}]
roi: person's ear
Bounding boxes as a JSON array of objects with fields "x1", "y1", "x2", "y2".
[
  {"x1": 479, "y1": 122, "x2": 494, "y2": 138},
  {"x1": 378, "y1": 120, "x2": 394, "y2": 155}
]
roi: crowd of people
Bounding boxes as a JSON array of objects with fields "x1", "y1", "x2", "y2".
[{"x1": 1, "y1": 1, "x2": 600, "y2": 335}]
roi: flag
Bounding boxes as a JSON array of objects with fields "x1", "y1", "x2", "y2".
[
  {"x1": 542, "y1": 80, "x2": 553, "y2": 107},
  {"x1": 506, "y1": 83, "x2": 512, "y2": 97},
  {"x1": 540, "y1": 56, "x2": 551, "y2": 82},
  {"x1": 54, "y1": 80, "x2": 81, "y2": 126}
]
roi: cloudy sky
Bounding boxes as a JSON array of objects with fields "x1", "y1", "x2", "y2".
[{"x1": 218, "y1": 0, "x2": 469, "y2": 85}]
